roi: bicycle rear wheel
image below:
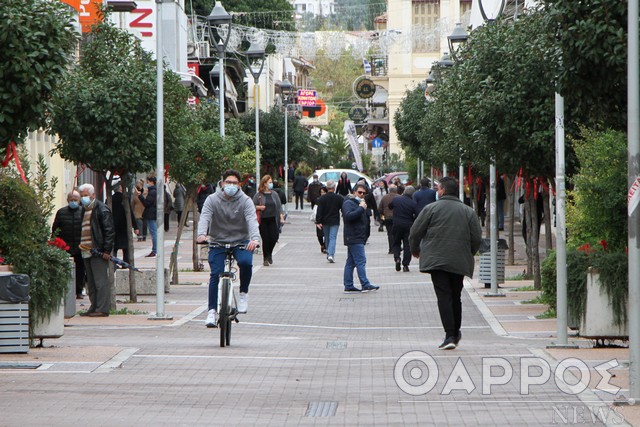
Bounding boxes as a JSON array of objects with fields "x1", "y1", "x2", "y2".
[{"x1": 219, "y1": 278, "x2": 231, "y2": 347}]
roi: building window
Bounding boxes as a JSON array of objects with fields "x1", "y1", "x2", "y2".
[
  {"x1": 412, "y1": 0, "x2": 440, "y2": 53},
  {"x1": 460, "y1": 0, "x2": 472, "y2": 16}
]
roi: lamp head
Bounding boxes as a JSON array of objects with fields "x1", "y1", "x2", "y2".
[
  {"x1": 448, "y1": 23, "x2": 468, "y2": 57},
  {"x1": 245, "y1": 41, "x2": 265, "y2": 60},
  {"x1": 207, "y1": 1, "x2": 231, "y2": 26}
]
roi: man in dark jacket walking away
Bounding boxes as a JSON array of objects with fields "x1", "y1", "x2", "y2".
[
  {"x1": 293, "y1": 171, "x2": 307, "y2": 210},
  {"x1": 409, "y1": 177, "x2": 482, "y2": 350},
  {"x1": 307, "y1": 174, "x2": 324, "y2": 209},
  {"x1": 389, "y1": 186, "x2": 418, "y2": 272},
  {"x1": 413, "y1": 177, "x2": 437, "y2": 213},
  {"x1": 378, "y1": 185, "x2": 399, "y2": 254},
  {"x1": 78, "y1": 183, "x2": 115, "y2": 317},
  {"x1": 315, "y1": 180, "x2": 343, "y2": 263},
  {"x1": 341, "y1": 184, "x2": 379, "y2": 293},
  {"x1": 52, "y1": 190, "x2": 85, "y2": 298}
]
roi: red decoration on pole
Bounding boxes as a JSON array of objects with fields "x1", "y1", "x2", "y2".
[{"x1": 1, "y1": 141, "x2": 27, "y2": 183}]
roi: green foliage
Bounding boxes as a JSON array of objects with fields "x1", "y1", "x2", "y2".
[
  {"x1": 31, "y1": 155, "x2": 58, "y2": 221},
  {"x1": 309, "y1": 50, "x2": 362, "y2": 105},
  {"x1": 566, "y1": 129, "x2": 627, "y2": 250},
  {"x1": 543, "y1": 0, "x2": 627, "y2": 130},
  {"x1": 186, "y1": 0, "x2": 295, "y2": 31},
  {"x1": 51, "y1": 15, "x2": 186, "y2": 177},
  {"x1": 0, "y1": 174, "x2": 71, "y2": 337},
  {"x1": 0, "y1": 0, "x2": 77, "y2": 150},
  {"x1": 541, "y1": 249, "x2": 627, "y2": 327}
]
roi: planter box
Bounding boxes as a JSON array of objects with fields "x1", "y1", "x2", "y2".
[
  {"x1": 32, "y1": 299, "x2": 64, "y2": 340},
  {"x1": 579, "y1": 269, "x2": 628, "y2": 339},
  {"x1": 115, "y1": 268, "x2": 170, "y2": 295}
]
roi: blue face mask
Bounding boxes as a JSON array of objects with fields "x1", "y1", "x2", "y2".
[
  {"x1": 68, "y1": 201, "x2": 79, "y2": 210},
  {"x1": 224, "y1": 184, "x2": 239, "y2": 197},
  {"x1": 435, "y1": 192, "x2": 439, "y2": 201},
  {"x1": 268, "y1": 182, "x2": 273, "y2": 190},
  {"x1": 81, "y1": 196, "x2": 91, "y2": 207}
]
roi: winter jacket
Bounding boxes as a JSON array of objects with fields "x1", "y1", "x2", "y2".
[
  {"x1": 409, "y1": 195, "x2": 482, "y2": 278},
  {"x1": 341, "y1": 196, "x2": 370, "y2": 246},
  {"x1": 89, "y1": 200, "x2": 115, "y2": 253},
  {"x1": 112, "y1": 191, "x2": 137, "y2": 250},
  {"x1": 315, "y1": 192, "x2": 344, "y2": 226},
  {"x1": 51, "y1": 205, "x2": 84, "y2": 256},
  {"x1": 197, "y1": 188, "x2": 260, "y2": 244},
  {"x1": 389, "y1": 194, "x2": 418, "y2": 228},
  {"x1": 336, "y1": 176, "x2": 351, "y2": 197},
  {"x1": 139, "y1": 185, "x2": 157, "y2": 220},
  {"x1": 173, "y1": 184, "x2": 186, "y2": 212},
  {"x1": 307, "y1": 180, "x2": 324, "y2": 203},
  {"x1": 293, "y1": 175, "x2": 307, "y2": 193},
  {"x1": 413, "y1": 188, "x2": 437, "y2": 213}
]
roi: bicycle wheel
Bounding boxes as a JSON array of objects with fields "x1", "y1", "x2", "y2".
[
  {"x1": 225, "y1": 313, "x2": 232, "y2": 346},
  {"x1": 219, "y1": 278, "x2": 231, "y2": 347}
]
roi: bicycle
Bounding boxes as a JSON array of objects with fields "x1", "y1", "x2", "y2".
[{"x1": 207, "y1": 242, "x2": 246, "y2": 347}]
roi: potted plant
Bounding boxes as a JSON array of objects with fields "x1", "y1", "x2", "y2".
[{"x1": 0, "y1": 161, "x2": 72, "y2": 343}]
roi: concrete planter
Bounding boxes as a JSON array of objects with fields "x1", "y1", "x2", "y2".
[
  {"x1": 115, "y1": 268, "x2": 170, "y2": 295},
  {"x1": 579, "y1": 269, "x2": 628, "y2": 339},
  {"x1": 32, "y1": 299, "x2": 64, "y2": 340}
]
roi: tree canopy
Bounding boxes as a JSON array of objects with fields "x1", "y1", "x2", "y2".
[
  {"x1": 0, "y1": 0, "x2": 77, "y2": 151},
  {"x1": 187, "y1": 0, "x2": 295, "y2": 31}
]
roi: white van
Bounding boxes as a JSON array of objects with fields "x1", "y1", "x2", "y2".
[{"x1": 308, "y1": 169, "x2": 373, "y2": 190}]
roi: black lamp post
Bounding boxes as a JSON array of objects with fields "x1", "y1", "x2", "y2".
[
  {"x1": 448, "y1": 23, "x2": 469, "y2": 60},
  {"x1": 244, "y1": 41, "x2": 266, "y2": 183},
  {"x1": 207, "y1": 1, "x2": 232, "y2": 137}
]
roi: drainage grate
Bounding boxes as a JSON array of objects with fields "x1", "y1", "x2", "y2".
[
  {"x1": 305, "y1": 401, "x2": 338, "y2": 417},
  {"x1": 0, "y1": 362, "x2": 41, "y2": 369},
  {"x1": 326, "y1": 341, "x2": 347, "y2": 349},
  {"x1": 339, "y1": 298, "x2": 355, "y2": 302}
]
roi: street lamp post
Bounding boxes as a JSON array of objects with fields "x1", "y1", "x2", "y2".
[
  {"x1": 207, "y1": 1, "x2": 232, "y2": 137},
  {"x1": 279, "y1": 79, "x2": 295, "y2": 215},
  {"x1": 448, "y1": 26, "x2": 469, "y2": 204},
  {"x1": 245, "y1": 41, "x2": 266, "y2": 184}
]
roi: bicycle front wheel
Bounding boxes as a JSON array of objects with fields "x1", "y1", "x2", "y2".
[{"x1": 219, "y1": 278, "x2": 231, "y2": 347}]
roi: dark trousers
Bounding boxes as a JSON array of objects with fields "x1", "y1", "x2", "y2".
[
  {"x1": 294, "y1": 191, "x2": 304, "y2": 209},
  {"x1": 113, "y1": 247, "x2": 131, "y2": 265},
  {"x1": 164, "y1": 213, "x2": 170, "y2": 231},
  {"x1": 392, "y1": 223, "x2": 411, "y2": 266},
  {"x1": 383, "y1": 218, "x2": 394, "y2": 252},
  {"x1": 259, "y1": 216, "x2": 279, "y2": 259},
  {"x1": 316, "y1": 225, "x2": 324, "y2": 248},
  {"x1": 430, "y1": 270, "x2": 464, "y2": 338},
  {"x1": 72, "y1": 252, "x2": 86, "y2": 296}
]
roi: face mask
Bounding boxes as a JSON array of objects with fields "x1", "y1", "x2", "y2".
[
  {"x1": 81, "y1": 196, "x2": 91, "y2": 207},
  {"x1": 68, "y1": 201, "x2": 79, "y2": 210},
  {"x1": 249, "y1": 179, "x2": 255, "y2": 184},
  {"x1": 435, "y1": 192, "x2": 439, "y2": 201},
  {"x1": 354, "y1": 196, "x2": 361, "y2": 202},
  {"x1": 268, "y1": 183, "x2": 273, "y2": 190},
  {"x1": 224, "y1": 184, "x2": 239, "y2": 197}
]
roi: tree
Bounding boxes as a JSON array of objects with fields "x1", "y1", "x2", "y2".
[
  {"x1": 309, "y1": 49, "x2": 362, "y2": 107},
  {"x1": 51, "y1": 13, "x2": 186, "y2": 303},
  {"x1": 186, "y1": 0, "x2": 295, "y2": 31},
  {"x1": 0, "y1": 0, "x2": 77, "y2": 163}
]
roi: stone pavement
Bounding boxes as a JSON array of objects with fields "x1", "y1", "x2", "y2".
[{"x1": 0, "y1": 205, "x2": 637, "y2": 426}]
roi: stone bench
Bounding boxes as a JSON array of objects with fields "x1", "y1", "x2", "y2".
[{"x1": 115, "y1": 268, "x2": 170, "y2": 295}]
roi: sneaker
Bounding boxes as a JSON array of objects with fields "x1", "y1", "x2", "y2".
[
  {"x1": 361, "y1": 284, "x2": 380, "y2": 293},
  {"x1": 395, "y1": 259, "x2": 401, "y2": 271},
  {"x1": 263, "y1": 260, "x2": 270, "y2": 266},
  {"x1": 454, "y1": 331, "x2": 462, "y2": 346},
  {"x1": 438, "y1": 336, "x2": 457, "y2": 350},
  {"x1": 343, "y1": 287, "x2": 361, "y2": 294},
  {"x1": 267, "y1": 255, "x2": 273, "y2": 264},
  {"x1": 145, "y1": 252, "x2": 156, "y2": 258},
  {"x1": 205, "y1": 309, "x2": 218, "y2": 328},
  {"x1": 238, "y1": 293, "x2": 248, "y2": 313},
  {"x1": 403, "y1": 265, "x2": 410, "y2": 272},
  {"x1": 327, "y1": 256, "x2": 335, "y2": 263}
]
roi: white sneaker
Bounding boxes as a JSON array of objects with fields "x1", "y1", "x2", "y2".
[
  {"x1": 205, "y1": 309, "x2": 218, "y2": 328},
  {"x1": 238, "y1": 293, "x2": 248, "y2": 313},
  {"x1": 327, "y1": 256, "x2": 335, "y2": 263}
]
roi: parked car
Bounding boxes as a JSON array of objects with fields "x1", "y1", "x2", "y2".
[
  {"x1": 374, "y1": 172, "x2": 411, "y2": 187},
  {"x1": 308, "y1": 169, "x2": 374, "y2": 190}
]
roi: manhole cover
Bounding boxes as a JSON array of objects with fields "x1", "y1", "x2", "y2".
[
  {"x1": 305, "y1": 401, "x2": 338, "y2": 417},
  {"x1": 326, "y1": 341, "x2": 347, "y2": 349}
]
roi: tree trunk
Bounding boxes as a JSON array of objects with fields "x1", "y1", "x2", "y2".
[
  {"x1": 485, "y1": 181, "x2": 491, "y2": 238},
  {"x1": 192, "y1": 202, "x2": 203, "y2": 271},
  {"x1": 528, "y1": 193, "x2": 542, "y2": 289},
  {"x1": 523, "y1": 188, "x2": 533, "y2": 279},
  {"x1": 169, "y1": 193, "x2": 195, "y2": 285},
  {"x1": 505, "y1": 175, "x2": 515, "y2": 265},
  {"x1": 122, "y1": 173, "x2": 137, "y2": 303}
]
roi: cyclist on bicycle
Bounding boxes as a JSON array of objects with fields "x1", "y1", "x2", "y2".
[{"x1": 197, "y1": 169, "x2": 261, "y2": 327}]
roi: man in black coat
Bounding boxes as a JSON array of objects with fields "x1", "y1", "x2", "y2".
[
  {"x1": 293, "y1": 171, "x2": 307, "y2": 210},
  {"x1": 51, "y1": 190, "x2": 85, "y2": 298},
  {"x1": 389, "y1": 186, "x2": 418, "y2": 272},
  {"x1": 315, "y1": 180, "x2": 343, "y2": 263},
  {"x1": 112, "y1": 184, "x2": 138, "y2": 264},
  {"x1": 137, "y1": 176, "x2": 158, "y2": 258},
  {"x1": 413, "y1": 177, "x2": 437, "y2": 213}
]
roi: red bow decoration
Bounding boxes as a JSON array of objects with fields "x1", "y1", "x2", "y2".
[
  {"x1": 1, "y1": 141, "x2": 27, "y2": 183},
  {"x1": 48, "y1": 237, "x2": 70, "y2": 252}
]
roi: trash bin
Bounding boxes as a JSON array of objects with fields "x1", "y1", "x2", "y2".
[
  {"x1": 0, "y1": 274, "x2": 30, "y2": 353},
  {"x1": 478, "y1": 239, "x2": 508, "y2": 288}
]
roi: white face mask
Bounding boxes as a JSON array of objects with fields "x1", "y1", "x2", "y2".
[{"x1": 224, "y1": 184, "x2": 239, "y2": 197}]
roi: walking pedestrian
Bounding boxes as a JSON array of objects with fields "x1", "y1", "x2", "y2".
[
  {"x1": 315, "y1": 180, "x2": 343, "y2": 263},
  {"x1": 132, "y1": 179, "x2": 146, "y2": 241},
  {"x1": 379, "y1": 184, "x2": 400, "y2": 254},
  {"x1": 293, "y1": 171, "x2": 307, "y2": 210},
  {"x1": 51, "y1": 190, "x2": 86, "y2": 298},
  {"x1": 307, "y1": 174, "x2": 324, "y2": 209},
  {"x1": 409, "y1": 177, "x2": 482, "y2": 350},
  {"x1": 311, "y1": 186, "x2": 328, "y2": 253},
  {"x1": 389, "y1": 185, "x2": 418, "y2": 272},
  {"x1": 336, "y1": 171, "x2": 351, "y2": 197},
  {"x1": 341, "y1": 184, "x2": 379, "y2": 293},
  {"x1": 373, "y1": 180, "x2": 388, "y2": 231},
  {"x1": 137, "y1": 176, "x2": 158, "y2": 258},
  {"x1": 253, "y1": 175, "x2": 284, "y2": 266},
  {"x1": 112, "y1": 183, "x2": 138, "y2": 264},
  {"x1": 197, "y1": 169, "x2": 261, "y2": 326},
  {"x1": 78, "y1": 183, "x2": 115, "y2": 317},
  {"x1": 413, "y1": 177, "x2": 437, "y2": 213},
  {"x1": 163, "y1": 185, "x2": 173, "y2": 232},
  {"x1": 173, "y1": 182, "x2": 188, "y2": 227}
]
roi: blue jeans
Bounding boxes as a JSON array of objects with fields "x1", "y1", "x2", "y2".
[
  {"x1": 207, "y1": 243, "x2": 253, "y2": 310},
  {"x1": 147, "y1": 219, "x2": 157, "y2": 253},
  {"x1": 343, "y1": 243, "x2": 371, "y2": 289},
  {"x1": 323, "y1": 224, "x2": 339, "y2": 258}
]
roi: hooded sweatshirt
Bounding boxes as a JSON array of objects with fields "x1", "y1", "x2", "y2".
[{"x1": 197, "y1": 188, "x2": 261, "y2": 244}]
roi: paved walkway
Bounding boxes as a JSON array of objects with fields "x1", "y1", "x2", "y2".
[{"x1": 0, "y1": 206, "x2": 637, "y2": 426}]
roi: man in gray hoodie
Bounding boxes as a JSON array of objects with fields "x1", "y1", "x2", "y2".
[{"x1": 197, "y1": 169, "x2": 261, "y2": 327}]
